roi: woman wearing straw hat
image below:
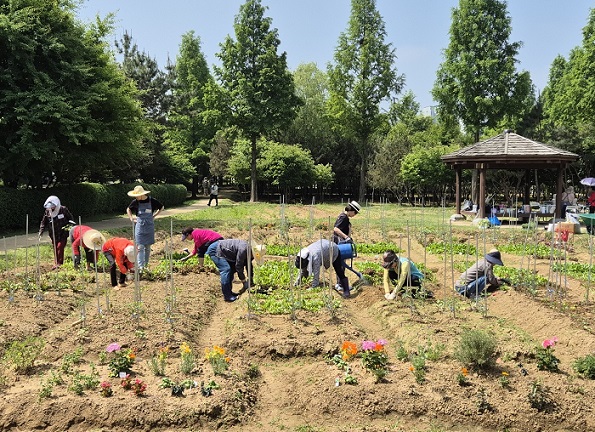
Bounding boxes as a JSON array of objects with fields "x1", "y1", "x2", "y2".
[
  {"x1": 70, "y1": 225, "x2": 105, "y2": 270},
  {"x1": 126, "y1": 185, "x2": 164, "y2": 271},
  {"x1": 455, "y1": 249, "x2": 504, "y2": 299},
  {"x1": 102, "y1": 237, "x2": 135, "y2": 288},
  {"x1": 38, "y1": 195, "x2": 75, "y2": 269},
  {"x1": 206, "y1": 239, "x2": 265, "y2": 302}
]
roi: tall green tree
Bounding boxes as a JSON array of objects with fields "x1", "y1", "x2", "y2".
[
  {"x1": 0, "y1": 0, "x2": 145, "y2": 187},
  {"x1": 327, "y1": 0, "x2": 403, "y2": 202},
  {"x1": 281, "y1": 63, "x2": 336, "y2": 164},
  {"x1": 432, "y1": 0, "x2": 532, "y2": 142},
  {"x1": 166, "y1": 31, "x2": 216, "y2": 194},
  {"x1": 211, "y1": 0, "x2": 301, "y2": 202}
]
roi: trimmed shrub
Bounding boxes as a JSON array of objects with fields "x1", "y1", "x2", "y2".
[{"x1": 454, "y1": 329, "x2": 497, "y2": 369}]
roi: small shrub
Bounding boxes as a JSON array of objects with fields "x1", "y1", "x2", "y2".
[
  {"x1": 527, "y1": 380, "x2": 551, "y2": 411},
  {"x1": 105, "y1": 343, "x2": 136, "y2": 377},
  {"x1": 454, "y1": 329, "x2": 497, "y2": 369},
  {"x1": 3, "y1": 336, "x2": 45, "y2": 374},
  {"x1": 573, "y1": 354, "x2": 595, "y2": 379}
]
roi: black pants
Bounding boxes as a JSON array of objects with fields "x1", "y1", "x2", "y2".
[
  {"x1": 104, "y1": 252, "x2": 126, "y2": 286},
  {"x1": 208, "y1": 194, "x2": 218, "y2": 206}
]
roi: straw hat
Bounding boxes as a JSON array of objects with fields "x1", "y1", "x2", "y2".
[
  {"x1": 82, "y1": 229, "x2": 106, "y2": 251},
  {"x1": 251, "y1": 242, "x2": 266, "y2": 265},
  {"x1": 348, "y1": 201, "x2": 361, "y2": 213},
  {"x1": 127, "y1": 185, "x2": 150, "y2": 197},
  {"x1": 124, "y1": 245, "x2": 136, "y2": 263}
]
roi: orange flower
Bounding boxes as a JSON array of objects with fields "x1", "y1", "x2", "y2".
[
  {"x1": 340, "y1": 341, "x2": 358, "y2": 360},
  {"x1": 461, "y1": 367, "x2": 468, "y2": 376},
  {"x1": 409, "y1": 366, "x2": 415, "y2": 371},
  {"x1": 374, "y1": 343, "x2": 384, "y2": 352},
  {"x1": 213, "y1": 345, "x2": 226, "y2": 356},
  {"x1": 128, "y1": 351, "x2": 136, "y2": 360}
]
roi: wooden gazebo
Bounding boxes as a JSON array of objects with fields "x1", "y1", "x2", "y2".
[{"x1": 441, "y1": 130, "x2": 580, "y2": 219}]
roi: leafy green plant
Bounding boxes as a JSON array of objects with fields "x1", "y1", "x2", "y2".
[
  {"x1": 249, "y1": 287, "x2": 340, "y2": 314},
  {"x1": 426, "y1": 242, "x2": 477, "y2": 257},
  {"x1": 254, "y1": 260, "x2": 291, "y2": 289},
  {"x1": 147, "y1": 347, "x2": 168, "y2": 376},
  {"x1": 476, "y1": 387, "x2": 492, "y2": 413},
  {"x1": 357, "y1": 242, "x2": 401, "y2": 254},
  {"x1": 3, "y1": 336, "x2": 45, "y2": 374},
  {"x1": 454, "y1": 329, "x2": 497, "y2": 369},
  {"x1": 105, "y1": 343, "x2": 136, "y2": 377},
  {"x1": 456, "y1": 367, "x2": 469, "y2": 386},
  {"x1": 499, "y1": 371, "x2": 510, "y2": 388},
  {"x1": 410, "y1": 354, "x2": 426, "y2": 384},
  {"x1": 527, "y1": 380, "x2": 551, "y2": 411},
  {"x1": 61, "y1": 347, "x2": 84, "y2": 374},
  {"x1": 573, "y1": 354, "x2": 595, "y2": 379}
]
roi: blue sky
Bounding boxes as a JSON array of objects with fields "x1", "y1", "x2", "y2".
[{"x1": 76, "y1": 0, "x2": 592, "y2": 109}]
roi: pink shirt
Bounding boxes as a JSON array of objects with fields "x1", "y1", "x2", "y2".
[{"x1": 191, "y1": 229, "x2": 223, "y2": 256}]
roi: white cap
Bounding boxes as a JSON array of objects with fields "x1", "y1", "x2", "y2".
[{"x1": 124, "y1": 245, "x2": 135, "y2": 263}]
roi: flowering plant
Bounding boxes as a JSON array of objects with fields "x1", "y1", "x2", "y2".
[
  {"x1": 99, "y1": 381, "x2": 113, "y2": 397},
  {"x1": 121, "y1": 374, "x2": 133, "y2": 390},
  {"x1": 360, "y1": 339, "x2": 388, "y2": 382},
  {"x1": 456, "y1": 367, "x2": 469, "y2": 386},
  {"x1": 340, "y1": 341, "x2": 358, "y2": 361},
  {"x1": 205, "y1": 345, "x2": 230, "y2": 375},
  {"x1": 106, "y1": 343, "x2": 136, "y2": 377},
  {"x1": 535, "y1": 337, "x2": 560, "y2": 372},
  {"x1": 131, "y1": 379, "x2": 147, "y2": 396},
  {"x1": 148, "y1": 346, "x2": 168, "y2": 376},
  {"x1": 180, "y1": 342, "x2": 196, "y2": 375}
]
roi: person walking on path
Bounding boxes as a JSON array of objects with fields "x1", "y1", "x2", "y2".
[
  {"x1": 206, "y1": 239, "x2": 265, "y2": 302},
  {"x1": 207, "y1": 181, "x2": 219, "y2": 207},
  {"x1": 39, "y1": 195, "x2": 75, "y2": 269},
  {"x1": 70, "y1": 225, "x2": 105, "y2": 270},
  {"x1": 179, "y1": 227, "x2": 224, "y2": 266},
  {"x1": 126, "y1": 185, "x2": 164, "y2": 271},
  {"x1": 102, "y1": 237, "x2": 135, "y2": 288}
]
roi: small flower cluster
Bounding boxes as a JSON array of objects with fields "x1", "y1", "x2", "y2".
[
  {"x1": 120, "y1": 374, "x2": 147, "y2": 396},
  {"x1": 340, "y1": 341, "x2": 358, "y2": 361},
  {"x1": 180, "y1": 342, "x2": 196, "y2": 375},
  {"x1": 99, "y1": 381, "x2": 113, "y2": 397},
  {"x1": 205, "y1": 345, "x2": 230, "y2": 375},
  {"x1": 106, "y1": 343, "x2": 136, "y2": 377},
  {"x1": 360, "y1": 339, "x2": 388, "y2": 382}
]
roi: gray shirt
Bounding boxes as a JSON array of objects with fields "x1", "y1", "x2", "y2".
[
  {"x1": 297, "y1": 239, "x2": 338, "y2": 287},
  {"x1": 457, "y1": 258, "x2": 499, "y2": 287}
]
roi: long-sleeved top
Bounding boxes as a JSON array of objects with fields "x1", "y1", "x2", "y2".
[
  {"x1": 216, "y1": 239, "x2": 251, "y2": 281},
  {"x1": 384, "y1": 257, "x2": 424, "y2": 294},
  {"x1": 189, "y1": 229, "x2": 223, "y2": 257},
  {"x1": 297, "y1": 239, "x2": 338, "y2": 287},
  {"x1": 333, "y1": 212, "x2": 351, "y2": 243},
  {"x1": 457, "y1": 259, "x2": 499, "y2": 287},
  {"x1": 39, "y1": 196, "x2": 74, "y2": 240},
  {"x1": 70, "y1": 225, "x2": 93, "y2": 256},
  {"x1": 102, "y1": 238, "x2": 134, "y2": 274}
]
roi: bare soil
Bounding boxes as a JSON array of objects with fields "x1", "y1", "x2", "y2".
[{"x1": 1, "y1": 211, "x2": 595, "y2": 432}]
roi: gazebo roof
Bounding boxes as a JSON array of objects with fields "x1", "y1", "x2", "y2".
[{"x1": 441, "y1": 131, "x2": 579, "y2": 169}]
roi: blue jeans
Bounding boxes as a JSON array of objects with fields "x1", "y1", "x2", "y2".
[
  {"x1": 137, "y1": 244, "x2": 151, "y2": 269},
  {"x1": 456, "y1": 276, "x2": 487, "y2": 298},
  {"x1": 206, "y1": 241, "x2": 233, "y2": 298}
]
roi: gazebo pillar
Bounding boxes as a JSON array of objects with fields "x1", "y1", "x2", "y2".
[
  {"x1": 455, "y1": 168, "x2": 461, "y2": 214},
  {"x1": 555, "y1": 164, "x2": 565, "y2": 219},
  {"x1": 523, "y1": 169, "x2": 531, "y2": 205},
  {"x1": 479, "y1": 164, "x2": 486, "y2": 218}
]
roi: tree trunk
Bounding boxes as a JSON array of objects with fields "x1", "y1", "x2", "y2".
[{"x1": 250, "y1": 136, "x2": 258, "y2": 203}]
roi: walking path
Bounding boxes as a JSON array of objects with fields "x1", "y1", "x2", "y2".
[{"x1": 2, "y1": 197, "x2": 211, "y2": 251}]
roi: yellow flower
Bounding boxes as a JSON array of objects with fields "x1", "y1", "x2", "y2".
[
  {"x1": 502, "y1": 371, "x2": 509, "y2": 376},
  {"x1": 180, "y1": 342, "x2": 192, "y2": 354},
  {"x1": 213, "y1": 345, "x2": 225, "y2": 356}
]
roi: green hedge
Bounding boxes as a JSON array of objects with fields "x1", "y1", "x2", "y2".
[{"x1": 0, "y1": 183, "x2": 188, "y2": 233}]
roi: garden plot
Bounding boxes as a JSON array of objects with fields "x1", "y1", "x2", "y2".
[{"x1": 1, "y1": 203, "x2": 595, "y2": 432}]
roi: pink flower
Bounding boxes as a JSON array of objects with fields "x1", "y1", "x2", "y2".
[
  {"x1": 377, "y1": 339, "x2": 388, "y2": 346},
  {"x1": 551, "y1": 336, "x2": 559, "y2": 343},
  {"x1": 106, "y1": 343, "x2": 121, "y2": 353},
  {"x1": 542, "y1": 338, "x2": 556, "y2": 349},
  {"x1": 361, "y1": 340, "x2": 376, "y2": 351}
]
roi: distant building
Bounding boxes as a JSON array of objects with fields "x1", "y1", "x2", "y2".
[{"x1": 421, "y1": 105, "x2": 438, "y2": 120}]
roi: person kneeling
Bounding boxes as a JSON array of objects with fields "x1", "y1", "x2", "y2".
[
  {"x1": 455, "y1": 249, "x2": 504, "y2": 299},
  {"x1": 381, "y1": 250, "x2": 429, "y2": 300}
]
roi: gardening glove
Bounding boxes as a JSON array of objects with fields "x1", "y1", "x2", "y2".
[{"x1": 74, "y1": 255, "x2": 81, "y2": 269}]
